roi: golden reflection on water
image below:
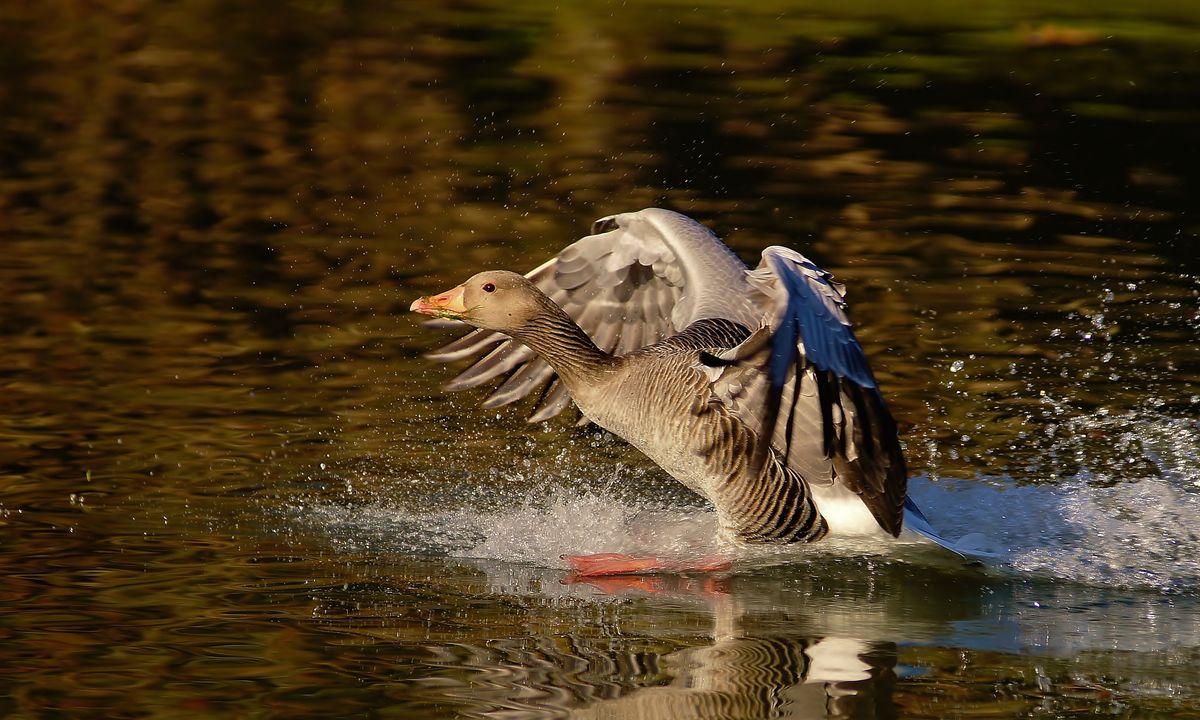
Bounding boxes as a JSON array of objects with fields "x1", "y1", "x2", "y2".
[{"x1": 1, "y1": 0, "x2": 1200, "y2": 717}]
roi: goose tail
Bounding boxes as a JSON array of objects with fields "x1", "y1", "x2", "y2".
[{"x1": 902, "y1": 497, "x2": 1003, "y2": 561}]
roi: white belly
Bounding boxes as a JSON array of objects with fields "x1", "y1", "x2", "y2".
[{"x1": 809, "y1": 484, "x2": 891, "y2": 539}]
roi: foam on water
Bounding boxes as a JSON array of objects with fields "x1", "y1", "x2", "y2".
[{"x1": 295, "y1": 409, "x2": 1200, "y2": 592}]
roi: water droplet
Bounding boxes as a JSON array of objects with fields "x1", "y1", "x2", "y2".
[{"x1": 950, "y1": 360, "x2": 964, "y2": 373}]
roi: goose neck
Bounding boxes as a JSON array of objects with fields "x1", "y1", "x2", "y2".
[{"x1": 514, "y1": 311, "x2": 612, "y2": 384}]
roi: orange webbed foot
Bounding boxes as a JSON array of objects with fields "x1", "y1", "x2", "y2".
[{"x1": 562, "y1": 553, "x2": 732, "y2": 577}]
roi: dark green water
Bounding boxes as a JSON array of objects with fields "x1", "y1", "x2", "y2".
[{"x1": 2, "y1": 1, "x2": 1199, "y2": 717}]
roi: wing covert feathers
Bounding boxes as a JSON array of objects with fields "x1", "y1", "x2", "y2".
[{"x1": 424, "y1": 208, "x2": 743, "y2": 421}]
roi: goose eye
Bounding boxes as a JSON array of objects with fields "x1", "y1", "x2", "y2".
[{"x1": 482, "y1": 282, "x2": 496, "y2": 293}]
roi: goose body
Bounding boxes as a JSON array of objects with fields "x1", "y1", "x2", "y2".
[
  {"x1": 573, "y1": 320, "x2": 835, "y2": 543},
  {"x1": 412, "y1": 209, "x2": 910, "y2": 549}
]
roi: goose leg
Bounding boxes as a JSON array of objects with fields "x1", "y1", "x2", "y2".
[
  {"x1": 564, "y1": 574, "x2": 669, "y2": 594},
  {"x1": 563, "y1": 571, "x2": 732, "y2": 597},
  {"x1": 561, "y1": 552, "x2": 731, "y2": 577}
]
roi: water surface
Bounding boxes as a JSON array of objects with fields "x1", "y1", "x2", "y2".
[{"x1": 2, "y1": 1, "x2": 1199, "y2": 717}]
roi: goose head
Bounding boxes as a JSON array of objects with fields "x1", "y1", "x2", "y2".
[{"x1": 411, "y1": 270, "x2": 548, "y2": 334}]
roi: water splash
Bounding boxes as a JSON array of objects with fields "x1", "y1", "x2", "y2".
[
  {"x1": 909, "y1": 408, "x2": 1200, "y2": 592},
  {"x1": 294, "y1": 408, "x2": 1199, "y2": 592},
  {"x1": 294, "y1": 479, "x2": 717, "y2": 564}
]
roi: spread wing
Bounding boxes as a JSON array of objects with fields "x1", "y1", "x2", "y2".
[
  {"x1": 705, "y1": 247, "x2": 907, "y2": 536},
  {"x1": 423, "y1": 208, "x2": 756, "y2": 422}
]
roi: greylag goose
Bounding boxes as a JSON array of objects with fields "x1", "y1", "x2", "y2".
[{"x1": 412, "y1": 208, "x2": 945, "y2": 574}]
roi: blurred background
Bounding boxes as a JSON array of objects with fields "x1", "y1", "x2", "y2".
[{"x1": 2, "y1": 1, "x2": 1199, "y2": 717}]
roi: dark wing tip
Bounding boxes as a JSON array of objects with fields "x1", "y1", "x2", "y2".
[{"x1": 591, "y1": 216, "x2": 619, "y2": 235}]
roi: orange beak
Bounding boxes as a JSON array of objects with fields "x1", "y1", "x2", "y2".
[{"x1": 410, "y1": 284, "x2": 468, "y2": 319}]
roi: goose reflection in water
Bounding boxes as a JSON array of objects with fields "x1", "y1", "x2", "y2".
[
  {"x1": 406, "y1": 562, "x2": 939, "y2": 720},
  {"x1": 565, "y1": 576, "x2": 896, "y2": 720},
  {"x1": 303, "y1": 548, "x2": 1200, "y2": 718}
]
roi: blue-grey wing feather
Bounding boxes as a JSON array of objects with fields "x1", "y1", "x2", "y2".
[{"x1": 707, "y1": 246, "x2": 906, "y2": 535}]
